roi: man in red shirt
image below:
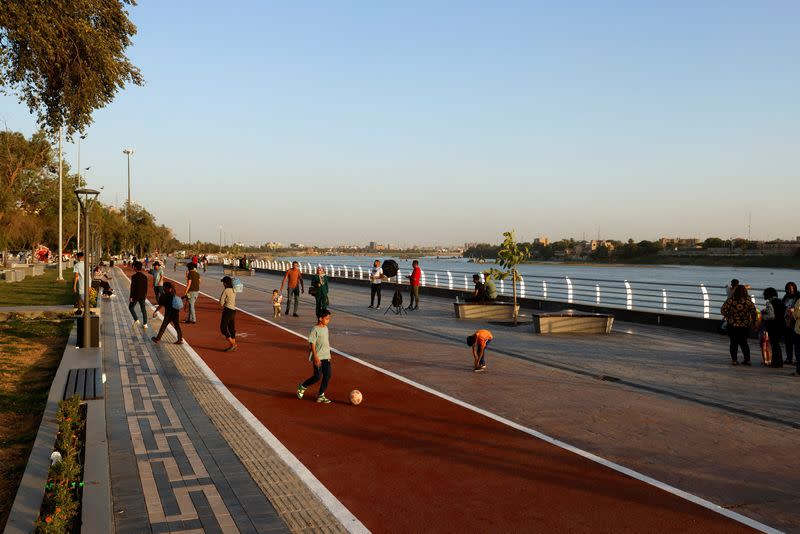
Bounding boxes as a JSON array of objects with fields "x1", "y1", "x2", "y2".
[
  {"x1": 280, "y1": 261, "x2": 305, "y2": 316},
  {"x1": 406, "y1": 260, "x2": 421, "y2": 311}
]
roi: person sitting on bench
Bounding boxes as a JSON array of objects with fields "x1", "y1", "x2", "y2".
[
  {"x1": 466, "y1": 274, "x2": 485, "y2": 302},
  {"x1": 466, "y1": 274, "x2": 498, "y2": 303}
]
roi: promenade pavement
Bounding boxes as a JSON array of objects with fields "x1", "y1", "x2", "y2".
[
  {"x1": 104, "y1": 267, "x2": 347, "y2": 533},
  {"x1": 201, "y1": 264, "x2": 797, "y2": 532}
]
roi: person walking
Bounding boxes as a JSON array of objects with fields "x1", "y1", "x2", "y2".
[
  {"x1": 219, "y1": 276, "x2": 238, "y2": 352},
  {"x1": 310, "y1": 266, "x2": 329, "y2": 318},
  {"x1": 369, "y1": 259, "x2": 384, "y2": 308},
  {"x1": 720, "y1": 284, "x2": 758, "y2": 365},
  {"x1": 467, "y1": 329, "x2": 493, "y2": 372},
  {"x1": 152, "y1": 261, "x2": 165, "y2": 301},
  {"x1": 129, "y1": 260, "x2": 149, "y2": 330},
  {"x1": 782, "y1": 282, "x2": 798, "y2": 365},
  {"x1": 296, "y1": 310, "x2": 333, "y2": 404},
  {"x1": 72, "y1": 252, "x2": 86, "y2": 314},
  {"x1": 280, "y1": 261, "x2": 304, "y2": 317},
  {"x1": 272, "y1": 289, "x2": 283, "y2": 318},
  {"x1": 762, "y1": 287, "x2": 785, "y2": 368},
  {"x1": 152, "y1": 281, "x2": 183, "y2": 344},
  {"x1": 184, "y1": 262, "x2": 201, "y2": 324},
  {"x1": 406, "y1": 260, "x2": 421, "y2": 310}
]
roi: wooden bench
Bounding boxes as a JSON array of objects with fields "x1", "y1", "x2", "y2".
[
  {"x1": 454, "y1": 302, "x2": 519, "y2": 320},
  {"x1": 532, "y1": 309, "x2": 614, "y2": 334},
  {"x1": 63, "y1": 367, "x2": 104, "y2": 400}
]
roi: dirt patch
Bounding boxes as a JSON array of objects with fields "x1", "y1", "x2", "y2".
[{"x1": 0, "y1": 318, "x2": 70, "y2": 530}]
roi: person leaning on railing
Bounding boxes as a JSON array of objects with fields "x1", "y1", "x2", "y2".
[{"x1": 720, "y1": 284, "x2": 758, "y2": 366}]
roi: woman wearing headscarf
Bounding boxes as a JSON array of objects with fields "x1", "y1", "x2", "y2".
[
  {"x1": 720, "y1": 284, "x2": 757, "y2": 365},
  {"x1": 310, "y1": 266, "x2": 329, "y2": 318}
]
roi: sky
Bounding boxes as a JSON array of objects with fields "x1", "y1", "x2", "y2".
[{"x1": 1, "y1": 1, "x2": 799, "y2": 247}]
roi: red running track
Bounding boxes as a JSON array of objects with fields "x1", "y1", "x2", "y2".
[{"x1": 143, "y1": 273, "x2": 754, "y2": 533}]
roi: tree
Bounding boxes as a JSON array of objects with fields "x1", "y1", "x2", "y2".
[
  {"x1": 703, "y1": 237, "x2": 725, "y2": 249},
  {"x1": 486, "y1": 230, "x2": 531, "y2": 324},
  {"x1": 0, "y1": 0, "x2": 144, "y2": 137}
]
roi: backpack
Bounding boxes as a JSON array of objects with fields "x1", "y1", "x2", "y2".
[
  {"x1": 232, "y1": 278, "x2": 244, "y2": 293},
  {"x1": 391, "y1": 288, "x2": 403, "y2": 308},
  {"x1": 171, "y1": 295, "x2": 184, "y2": 310}
]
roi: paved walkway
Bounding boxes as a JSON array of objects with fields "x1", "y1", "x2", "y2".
[
  {"x1": 105, "y1": 268, "x2": 346, "y2": 533},
  {"x1": 99, "y1": 261, "x2": 798, "y2": 532},
  {"x1": 203, "y1": 264, "x2": 797, "y2": 532}
]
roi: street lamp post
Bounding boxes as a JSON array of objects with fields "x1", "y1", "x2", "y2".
[
  {"x1": 122, "y1": 148, "x2": 133, "y2": 220},
  {"x1": 57, "y1": 128, "x2": 64, "y2": 281},
  {"x1": 75, "y1": 187, "x2": 100, "y2": 349},
  {"x1": 76, "y1": 135, "x2": 86, "y2": 250}
]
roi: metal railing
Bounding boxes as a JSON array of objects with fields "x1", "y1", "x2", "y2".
[{"x1": 224, "y1": 258, "x2": 765, "y2": 320}]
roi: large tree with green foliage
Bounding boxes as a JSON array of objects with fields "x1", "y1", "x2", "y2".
[{"x1": 0, "y1": 0, "x2": 143, "y2": 136}]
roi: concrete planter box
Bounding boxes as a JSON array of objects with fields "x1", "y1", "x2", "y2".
[
  {"x1": 454, "y1": 302, "x2": 519, "y2": 320},
  {"x1": 224, "y1": 267, "x2": 254, "y2": 277},
  {"x1": 2, "y1": 269, "x2": 25, "y2": 282},
  {"x1": 532, "y1": 310, "x2": 614, "y2": 334}
]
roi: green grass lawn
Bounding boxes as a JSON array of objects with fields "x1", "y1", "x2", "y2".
[
  {"x1": 0, "y1": 317, "x2": 71, "y2": 529},
  {"x1": 0, "y1": 267, "x2": 75, "y2": 307}
]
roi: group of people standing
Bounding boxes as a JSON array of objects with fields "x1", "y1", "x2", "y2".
[{"x1": 720, "y1": 278, "x2": 800, "y2": 375}]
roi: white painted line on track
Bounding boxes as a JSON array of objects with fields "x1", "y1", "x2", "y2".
[
  {"x1": 219, "y1": 283, "x2": 781, "y2": 534},
  {"x1": 118, "y1": 269, "x2": 369, "y2": 533}
]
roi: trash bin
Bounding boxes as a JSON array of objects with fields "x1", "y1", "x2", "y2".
[{"x1": 76, "y1": 315, "x2": 101, "y2": 348}]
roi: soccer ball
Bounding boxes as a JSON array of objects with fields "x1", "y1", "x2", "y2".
[{"x1": 349, "y1": 389, "x2": 362, "y2": 405}]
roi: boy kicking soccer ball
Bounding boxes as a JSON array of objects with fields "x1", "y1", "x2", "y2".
[
  {"x1": 297, "y1": 309, "x2": 333, "y2": 403},
  {"x1": 467, "y1": 329, "x2": 493, "y2": 372}
]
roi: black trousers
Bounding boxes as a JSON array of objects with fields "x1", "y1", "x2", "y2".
[
  {"x1": 220, "y1": 307, "x2": 236, "y2": 339},
  {"x1": 370, "y1": 284, "x2": 382, "y2": 306},
  {"x1": 302, "y1": 360, "x2": 331, "y2": 395},
  {"x1": 156, "y1": 310, "x2": 182, "y2": 342},
  {"x1": 728, "y1": 326, "x2": 750, "y2": 362},
  {"x1": 129, "y1": 299, "x2": 147, "y2": 325}
]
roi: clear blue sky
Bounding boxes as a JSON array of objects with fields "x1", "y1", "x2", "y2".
[{"x1": 1, "y1": 1, "x2": 798, "y2": 246}]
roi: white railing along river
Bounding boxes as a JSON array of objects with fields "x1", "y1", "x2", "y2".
[{"x1": 222, "y1": 258, "x2": 765, "y2": 320}]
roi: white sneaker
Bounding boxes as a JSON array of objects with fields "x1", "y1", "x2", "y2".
[
  {"x1": 143, "y1": 323, "x2": 149, "y2": 330},
  {"x1": 133, "y1": 320, "x2": 141, "y2": 329}
]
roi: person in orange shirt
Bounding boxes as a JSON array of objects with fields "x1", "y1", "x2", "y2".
[
  {"x1": 280, "y1": 261, "x2": 305, "y2": 317},
  {"x1": 467, "y1": 329, "x2": 493, "y2": 372}
]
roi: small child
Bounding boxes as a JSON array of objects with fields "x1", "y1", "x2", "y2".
[
  {"x1": 467, "y1": 329, "x2": 493, "y2": 372},
  {"x1": 272, "y1": 289, "x2": 283, "y2": 317}
]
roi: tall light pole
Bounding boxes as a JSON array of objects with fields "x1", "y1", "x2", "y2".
[
  {"x1": 76, "y1": 134, "x2": 86, "y2": 250},
  {"x1": 122, "y1": 148, "x2": 133, "y2": 220},
  {"x1": 57, "y1": 127, "x2": 64, "y2": 281},
  {"x1": 76, "y1": 167, "x2": 90, "y2": 251},
  {"x1": 75, "y1": 187, "x2": 100, "y2": 348}
]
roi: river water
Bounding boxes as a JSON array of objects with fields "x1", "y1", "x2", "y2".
[{"x1": 277, "y1": 254, "x2": 797, "y2": 292}]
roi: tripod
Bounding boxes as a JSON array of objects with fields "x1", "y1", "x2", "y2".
[{"x1": 384, "y1": 286, "x2": 407, "y2": 316}]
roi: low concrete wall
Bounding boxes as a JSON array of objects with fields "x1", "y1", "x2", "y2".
[{"x1": 254, "y1": 267, "x2": 721, "y2": 333}]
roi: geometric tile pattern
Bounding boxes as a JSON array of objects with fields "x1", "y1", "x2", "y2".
[
  {"x1": 105, "y1": 275, "x2": 290, "y2": 533},
  {"x1": 104, "y1": 269, "x2": 344, "y2": 533}
]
